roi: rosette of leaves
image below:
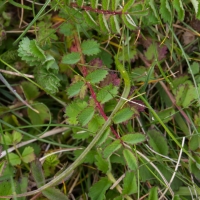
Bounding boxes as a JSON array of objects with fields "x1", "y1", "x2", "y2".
[{"x1": 17, "y1": 37, "x2": 60, "y2": 94}]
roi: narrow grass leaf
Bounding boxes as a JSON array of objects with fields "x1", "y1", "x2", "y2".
[
  {"x1": 121, "y1": 133, "x2": 146, "y2": 145},
  {"x1": 147, "y1": 130, "x2": 169, "y2": 156},
  {"x1": 113, "y1": 108, "x2": 134, "y2": 124},
  {"x1": 123, "y1": 149, "x2": 138, "y2": 170},
  {"x1": 103, "y1": 140, "x2": 122, "y2": 158},
  {"x1": 122, "y1": 171, "x2": 137, "y2": 195},
  {"x1": 88, "y1": 177, "x2": 112, "y2": 200}
]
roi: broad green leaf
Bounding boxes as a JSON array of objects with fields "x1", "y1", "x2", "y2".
[
  {"x1": 173, "y1": 0, "x2": 185, "y2": 21},
  {"x1": 22, "y1": 146, "x2": 35, "y2": 163},
  {"x1": 67, "y1": 81, "x2": 85, "y2": 98},
  {"x1": 131, "y1": 66, "x2": 154, "y2": 82},
  {"x1": 86, "y1": 69, "x2": 108, "y2": 84},
  {"x1": 88, "y1": 177, "x2": 112, "y2": 200},
  {"x1": 96, "y1": 128, "x2": 110, "y2": 146},
  {"x1": 0, "y1": 181, "x2": 13, "y2": 199},
  {"x1": 95, "y1": 153, "x2": 110, "y2": 173},
  {"x1": 78, "y1": 106, "x2": 95, "y2": 126},
  {"x1": 88, "y1": 115, "x2": 105, "y2": 133},
  {"x1": 27, "y1": 103, "x2": 50, "y2": 125},
  {"x1": 113, "y1": 108, "x2": 134, "y2": 124},
  {"x1": 121, "y1": 133, "x2": 146, "y2": 145},
  {"x1": 156, "y1": 107, "x2": 175, "y2": 123},
  {"x1": 21, "y1": 81, "x2": 40, "y2": 100},
  {"x1": 123, "y1": 149, "x2": 138, "y2": 170},
  {"x1": 188, "y1": 62, "x2": 199, "y2": 75},
  {"x1": 1, "y1": 132, "x2": 13, "y2": 145},
  {"x1": 12, "y1": 131, "x2": 23, "y2": 144},
  {"x1": 122, "y1": 171, "x2": 137, "y2": 195},
  {"x1": 189, "y1": 134, "x2": 200, "y2": 151},
  {"x1": 147, "y1": 129, "x2": 169, "y2": 156},
  {"x1": 148, "y1": 187, "x2": 158, "y2": 200},
  {"x1": 62, "y1": 52, "x2": 80, "y2": 64},
  {"x1": 43, "y1": 187, "x2": 69, "y2": 200},
  {"x1": 103, "y1": 140, "x2": 122, "y2": 158},
  {"x1": 8, "y1": 153, "x2": 21, "y2": 166},
  {"x1": 172, "y1": 75, "x2": 189, "y2": 89},
  {"x1": 81, "y1": 40, "x2": 101, "y2": 56},
  {"x1": 59, "y1": 23, "x2": 74, "y2": 36},
  {"x1": 31, "y1": 160, "x2": 45, "y2": 187}
]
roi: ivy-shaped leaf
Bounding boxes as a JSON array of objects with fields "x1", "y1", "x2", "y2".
[
  {"x1": 113, "y1": 108, "x2": 134, "y2": 124},
  {"x1": 86, "y1": 69, "x2": 108, "y2": 84},
  {"x1": 88, "y1": 177, "x2": 112, "y2": 200},
  {"x1": 81, "y1": 40, "x2": 101, "y2": 56},
  {"x1": 62, "y1": 52, "x2": 81, "y2": 65}
]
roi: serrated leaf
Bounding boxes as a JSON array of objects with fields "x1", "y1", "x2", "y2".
[
  {"x1": 88, "y1": 115, "x2": 105, "y2": 133},
  {"x1": 22, "y1": 146, "x2": 35, "y2": 163},
  {"x1": 1, "y1": 132, "x2": 13, "y2": 145},
  {"x1": 173, "y1": 0, "x2": 185, "y2": 21},
  {"x1": 78, "y1": 106, "x2": 95, "y2": 126},
  {"x1": 123, "y1": 149, "x2": 138, "y2": 170},
  {"x1": 31, "y1": 160, "x2": 45, "y2": 187},
  {"x1": 97, "y1": 84, "x2": 118, "y2": 103},
  {"x1": 62, "y1": 52, "x2": 80, "y2": 64},
  {"x1": 12, "y1": 131, "x2": 22, "y2": 144},
  {"x1": 67, "y1": 81, "x2": 85, "y2": 98},
  {"x1": 147, "y1": 130, "x2": 169, "y2": 156},
  {"x1": 160, "y1": 0, "x2": 172, "y2": 23},
  {"x1": 95, "y1": 153, "x2": 110, "y2": 173},
  {"x1": 149, "y1": 0, "x2": 159, "y2": 19},
  {"x1": 81, "y1": 40, "x2": 101, "y2": 56},
  {"x1": 110, "y1": 15, "x2": 121, "y2": 34},
  {"x1": 122, "y1": 171, "x2": 137, "y2": 195},
  {"x1": 122, "y1": 14, "x2": 137, "y2": 30},
  {"x1": 86, "y1": 69, "x2": 108, "y2": 84},
  {"x1": 191, "y1": 0, "x2": 199, "y2": 15},
  {"x1": 8, "y1": 153, "x2": 21, "y2": 166},
  {"x1": 113, "y1": 108, "x2": 134, "y2": 124},
  {"x1": 103, "y1": 140, "x2": 122, "y2": 158},
  {"x1": 21, "y1": 81, "x2": 40, "y2": 101},
  {"x1": 99, "y1": 14, "x2": 110, "y2": 33},
  {"x1": 43, "y1": 187, "x2": 69, "y2": 200},
  {"x1": 121, "y1": 133, "x2": 146, "y2": 145},
  {"x1": 88, "y1": 177, "x2": 112, "y2": 200}
]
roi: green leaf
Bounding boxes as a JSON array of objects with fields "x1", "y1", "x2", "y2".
[
  {"x1": 21, "y1": 81, "x2": 40, "y2": 101},
  {"x1": 8, "y1": 153, "x2": 21, "y2": 166},
  {"x1": 131, "y1": 66, "x2": 154, "y2": 82},
  {"x1": 88, "y1": 115, "x2": 105, "y2": 133},
  {"x1": 121, "y1": 133, "x2": 146, "y2": 145},
  {"x1": 67, "y1": 81, "x2": 85, "y2": 98},
  {"x1": 83, "y1": 11, "x2": 98, "y2": 29},
  {"x1": 43, "y1": 154, "x2": 60, "y2": 167},
  {"x1": 173, "y1": 0, "x2": 185, "y2": 21},
  {"x1": 31, "y1": 159, "x2": 45, "y2": 187},
  {"x1": 148, "y1": 187, "x2": 158, "y2": 200},
  {"x1": 97, "y1": 84, "x2": 118, "y2": 104},
  {"x1": 112, "y1": 0, "x2": 120, "y2": 10},
  {"x1": 122, "y1": 171, "x2": 137, "y2": 195},
  {"x1": 123, "y1": 149, "x2": 138, "y2": 170},
  {"x1": 147, "y1": 129, "x2": 169, "y2": 156},
  {"x1": 110, "y1": 15, "x2": 121, "y2": 34},
  {"x1": 86, "y1": 69, "x2": 108, "y2": 84},
  {"x1": 22, "y1": 146, "x2": 35, "y2": 163},
  {"x1": 0, "y1": 181, "x2": 13, "y2": 199},
  {"x1": 78, "y1": 106, "x2": 95, "y2": 126},
  {"x1": 191, "y1": 0, "x2": 199, "y2": 15},
  {"x1": 95, "y1": 153, "x2": 110, "y2": 173},
  {"x1": 59, "y1": 23, "x2": 74, "y2": 36},
  {"x1": 62, "y1": 52, "x2": 80, "y2": 64},
  {"x1": 99, "y1": 14, "x2": 110, "y2": 33},
  {"x1": 156, "y1": 107, "x2": 175, "y2": 123},
  {"x1": 91, "y1": 0, "x2": 98, "y2": 9},
  {"x1": 189, "y1": 134, "x2": 200, "y2": 151},
  {"x1": 1, "y1": 132, "x2": 13, "y2": 145},
  {"x1": 77, "y1": 0, "x2": 84, "y2": 7},
  {"x1": 27, "y1": 103, "x2": 50, "y2": 125},
  {"x1": 43, "y1": 187, "x2": 69, "y2": 200},
  {"x1": 88, "y1": 177, "x2": 112, "y2": 200},
  {"x1": 103, "y1": 140, "x2": 122, "y2": 158},
  {"x1": 113, "y1": 108, "x2": 134, "y2": 124},
  {"x1": 12, "y1": 131, "x2": 23, "y2": 144},
  {"x1": 81, "y1": 40, "x2": 101, "y2": 56},
  {"x1": 123, "y1": 0, "x2": 135, "y2": 12},
  {"x1": 188, "y1": 62, "x2": 199, "y2": 76},
  {"x1": 102, "y1": 0, "x2": 110, "y2": 10},
  {"x1": 74, "y1": 149, "x2": 96, "y2": 164},
  {"x1": 160, "y1": 0, "x2": 172, "y2": 23},
  {"x1": 122, "y1": 14, "x2": 137, "y2": 30}
]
